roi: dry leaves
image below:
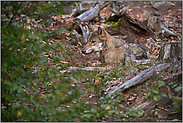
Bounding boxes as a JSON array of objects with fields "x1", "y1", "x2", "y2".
[{"x1": 128, "y1": 96, "x2": 136, "y2": 101}]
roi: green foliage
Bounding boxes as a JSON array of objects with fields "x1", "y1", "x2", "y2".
[
  {"x1": 145, "y1": 79, "x2": 166, "y2": 101},
  {"x1": 1, "y1": 1, "x2": 79, "y2": 122},
  {"x1": 78, "y1": 92, "x2": 143, "y2": 121},
  {"x1": 105, "y1": 17, "x2": 121, "y2": 32}
]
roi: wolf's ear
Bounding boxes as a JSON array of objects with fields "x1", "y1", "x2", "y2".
[{"x1": 98, "y1": 27, "x2": 104, "y2": 35}]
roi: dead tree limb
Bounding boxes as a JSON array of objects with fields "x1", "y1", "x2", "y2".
[
  {"x1": 69, "y1": 67, "x2": 113, "y2": 71},
  {"x1": 75, "y1": 1, "x2": 112, "y2": 22},
  {"x1": 75, "y1": 21, "x2": 90, "y2": 42},
  {"x1": 75, "y1": 4, "x2": 100, "y2": 22},
  {"x1": 108, "y1": 61, "x2": 170, "y2": 97}
]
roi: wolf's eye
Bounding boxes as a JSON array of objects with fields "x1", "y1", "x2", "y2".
[{"x1": 91, "y1": 40, "x2": 96, "y2": 43}]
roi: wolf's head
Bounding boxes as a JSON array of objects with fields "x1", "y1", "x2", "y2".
[{"x1": 82, "y1": 27, "x2": 107, "y2": 54}]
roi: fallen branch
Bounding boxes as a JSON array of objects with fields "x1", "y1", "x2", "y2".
[
  {"x1": 75, "y1": 21, "x2": 90, "y2": 42},
  {"x1": 69, "y1": 67, "x2": 113, "y2": 71},
  {"x1": 108, "y1": 61, "x2": 170, "y2": 97},
  {"x1": 75, "y1": 1, "x2": 112, "y2": 22},
  {"x1": 75, "y1": 3, "x2": 100, "y2": 22}
]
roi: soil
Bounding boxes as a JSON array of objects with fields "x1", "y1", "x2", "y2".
[{"x1": 51, "y1": 1, "x2": 182, "y2": 122}]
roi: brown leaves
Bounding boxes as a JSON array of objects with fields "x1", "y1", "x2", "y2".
[
  {"x1": 143, "y1": 5, "x2": 148, "y2": 8},
  {"x1": 128, "y1": 96, "x2": 136, "y2": 101}
]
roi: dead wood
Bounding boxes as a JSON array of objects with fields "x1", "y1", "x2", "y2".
[
  {"x1": 75, "y1": 3, "x2": 100, "y2": 22},
  {"x1": 71, "y1": 22, "x2": 102, "y2": 43},
  {"x1": 75, "y1": 1, "x2": 112, "y2": 22},
  {"x1": 147, "y1": 13, "x2": 177, "y2": 37},
  {"x1": 111, "y1": 1, "x2": 126, "y2": 15},
  {"x1": 70, "y1": 22, "x2": 91, "y2": 43},
  {"x1": 131, "y1": 72, "x2": 182, "y2": 119},
  {"x1": 157, "y1": 42, "x2": 181, "y2": 64},
  {"x1": 75, "y1": 21, "x2": 90, "y2": 42},
  {"x1": 118, "y1": 11, "x2": 158, "y2": 41},
  {"x1": 108, "y1": 61, "x2": 170, "y2": 97},
  {"x1": 69, "y1": 67, "x2": 113, "y2": 71}
]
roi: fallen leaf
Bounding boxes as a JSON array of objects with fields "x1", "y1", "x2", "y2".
[
  {"x1": 59, "y1": 70, "x2": 67, "y2": 74},
  {"x1": 133, "y1": 94, "x2": 137, "y2": 96},
  {"x1": 137, "y1": 96, "x2": 142, "y2": 99},
  {"x1": 168, "y1": 10, "x2": 172, "y2": 13},
  {"x1": 144, "y1": 5, "x2": 148, "y2": 8},
  {"x1": 111, "y1": 80, "x2": 116, "y2": 83},
  {"x1": 94, "y1": 80, "x2": 102, "y2": 86},
  {"x1": 105, "y1": 105, "x2": 111, "y2": 110},
  {"x1": 169, "y1": 2, "x2": 175, "y2": 6},
  {"x1": 17, "y1": 111, "x2": 22, "y2": 116},
  {"x1": 1, "y1": 106, "x2": 6, "y2": 109},
  {"x1": 60, "y1": 61, "x2": 69, "y2": 64},
  {"x1": 128, "y1": 96, "x2": 135, "y2": 101},
  {"x1": 9, "y1": 47, "x2": 13, "y2": 50},
  {"x1": 47, "y1": 82, "x2": 52, "y2": 86},
  {"x1": 143, "y1": 2, "x2": 146, "y2": 4},
  {"x1": 37, "y1": 19, "x2": 42, "y2": 22},
  {"x1": 120, "y1": 111, "x2": 125, "y2": 114},
  {"x1": 128, "y1": 9, "x2": 133, "y2": 12},
  {"x1": 158, "y1": 107, "x2": 164, "y2": 111},
  {"x1": 166, "y1": 86, "x2": 172, "y2": 98}
]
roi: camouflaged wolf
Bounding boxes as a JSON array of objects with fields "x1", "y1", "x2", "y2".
[{"x1": 82, "y1": 27, "x2": 148, "y2": 64}]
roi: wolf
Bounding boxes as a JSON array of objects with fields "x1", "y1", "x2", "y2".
[{"x1": 81, "y1": 27, "x2": 148, "y2": 64}]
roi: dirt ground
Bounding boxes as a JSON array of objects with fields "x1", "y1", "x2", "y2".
[{"x1": 54, "y1": 1, "x2": 182, "y2": 122}]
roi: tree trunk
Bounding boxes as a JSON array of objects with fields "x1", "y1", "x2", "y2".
[{"x1": 157, "y1": 42, "x2": 181, "y2": 63}]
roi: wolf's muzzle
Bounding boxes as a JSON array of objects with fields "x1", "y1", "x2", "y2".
[
  {"x1": 81, "y1": 49, "x2": 86, "y2": 54},
  {"x1": 81, "y1": 49, "x2": 94, "y2": 54}
]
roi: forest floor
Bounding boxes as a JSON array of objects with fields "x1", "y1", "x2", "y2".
[{"x1": 50, "y1": 1, "x2": 182, "y2": 122}]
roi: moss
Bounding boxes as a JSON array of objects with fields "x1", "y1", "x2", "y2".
[
  {"x1": 105, "y1": 14, "x2": 122, "y2": 23},
  {"x1": 109, "y1": 18, "x2": 121, "y2": 32},
  {"x1": 105, "y1": 14, "x2": 123, "y2": 32}
]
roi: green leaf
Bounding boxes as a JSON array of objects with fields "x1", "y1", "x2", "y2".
[
  {"x1": 160, "y1": 92, "x2": 167, "y2": 97},
  {"x1": 157, "y1": 38, "x2": 162, "y2": 41},
  {"x1": 21, "y1": 34, "x2": 26, "y2": 43},
  {"x1": 158, "y1": 81, "x2": 165, "y2": 87},
  {"x1": 155, "y1": 53, "x2": 159, "y2": 56},
  {"x1": 146, "y1": 91, "x2": 152, "y2": 100},
  {"x1": 153, "y1": 94, "x2": 159, "y2": 101},
  {"x1": 152, "y1": 87, "x2": 159, "y2": 94},
  {"x1": 133, "y1": 49, "x2": 136, "y2": 54},
  {"x1": 107, "y1": 110, "x2": 114, "y2": 115}
]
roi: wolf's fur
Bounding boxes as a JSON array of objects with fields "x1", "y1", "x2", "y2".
[{"x1": 82, "y1": 27, "x2": 148, "y2": 64}]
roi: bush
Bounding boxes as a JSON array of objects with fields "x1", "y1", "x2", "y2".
[{"x1": 1, "y1": 1, "x2": 81, "y2": 121}]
